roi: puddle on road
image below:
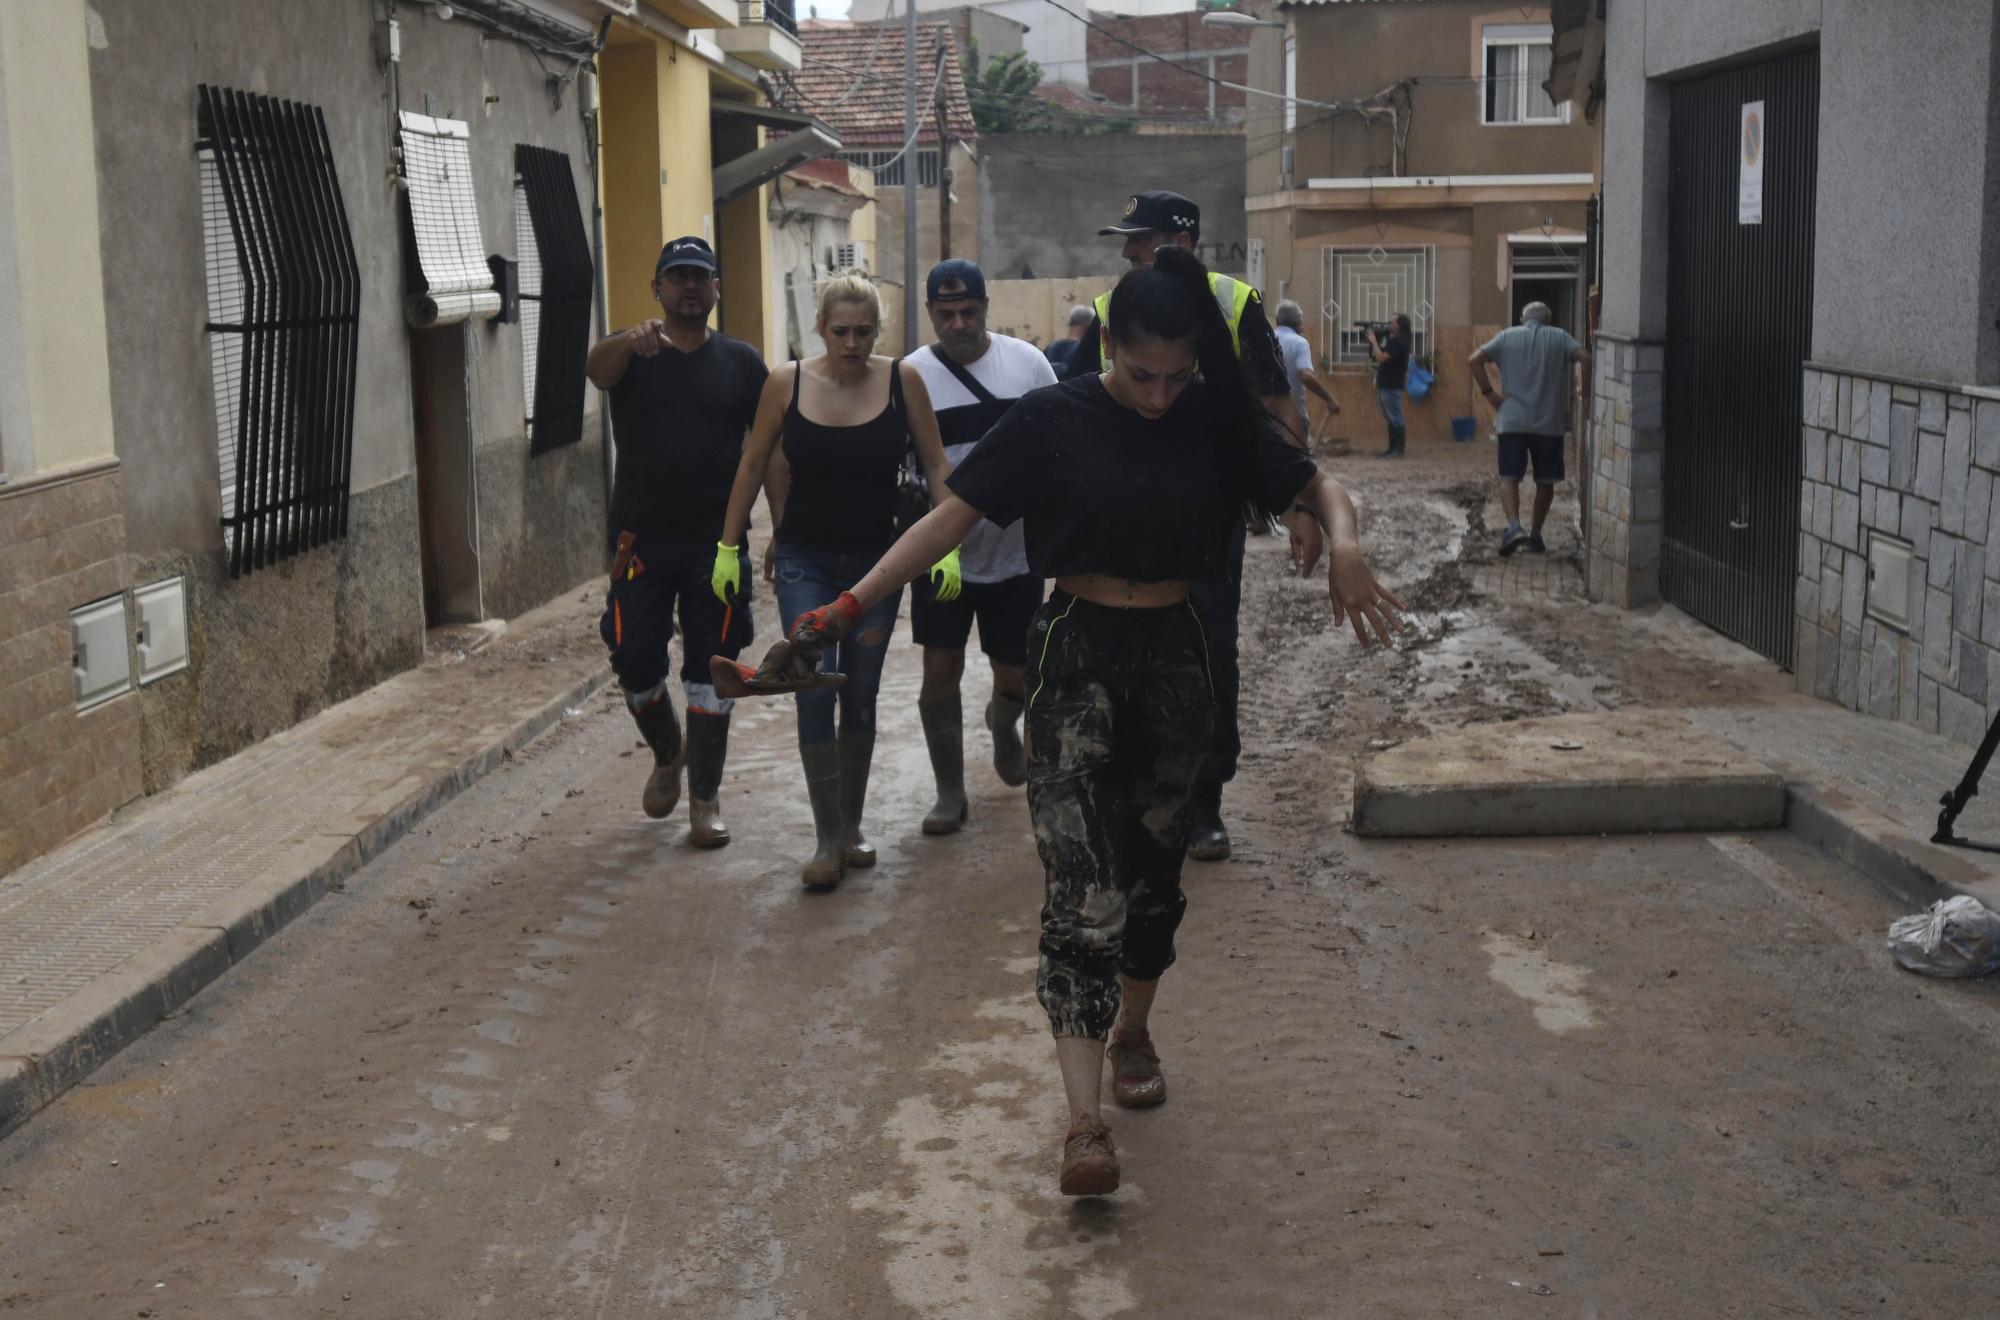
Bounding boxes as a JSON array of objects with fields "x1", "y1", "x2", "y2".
[{"x1": 1481, "y1": 932, "x2": 1600, "y2": 1034}]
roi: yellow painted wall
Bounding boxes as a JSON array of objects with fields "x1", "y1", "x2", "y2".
[
  {"x1": 718, "y1": 184, "x2": 771, "y2": 359},
  {"x1": 599, "y1": 34, "x2": 714, "y2": 333},
  {"x1": 0, "y1": 0, "x2": 115, "y2": 473}
]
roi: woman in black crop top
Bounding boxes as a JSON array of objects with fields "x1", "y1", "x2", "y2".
[
  {"x1": 715, "y1": 275, "x2": 951, "y2": 889},
  {"x1": 790, "y1": 249, "x2": 1404, "y2": 1197}
]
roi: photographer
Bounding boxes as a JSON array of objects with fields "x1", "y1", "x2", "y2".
[{"x1": 1365, "y1": 314, "x2": 1413, "y2": 458}]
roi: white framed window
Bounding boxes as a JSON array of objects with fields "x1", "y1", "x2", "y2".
[
  {"x1": 1482, "y1": 24, "x2": 1569, "y2": 126},
  {"x1": 1319, "y1": 245, "x2": 1434, "y2": 366},
  {"x1": 1283, "y1": 37, "x2": 1297, "y2": 136}
]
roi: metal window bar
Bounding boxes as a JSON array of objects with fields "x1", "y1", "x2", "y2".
[
  {"x1": 515, "y1": 144, "x2": 593, "y2": 453},
  {"x1": 838, "y1": 149, "x2": 939, "y2": 189},
  {"x1": 1319, "y1": 245, "x2": 1434, "y2": 367},
  {"x1": 513, "y1": 179, "x2": 542, "y2": 441},
  {"x1": 197, "y1": 85, "x2": 361, "y2": 579},
  {"x1": 740, "y1": 0, "x2": 798, "y2": 37}
]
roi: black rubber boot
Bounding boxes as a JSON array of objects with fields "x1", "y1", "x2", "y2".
[
  {"x1": 920, "y1": 697, "x2": 969, "y2": 835},
  {"x1": 800, "y1": 740, "x2": 844, "y2": 887},
  {"x1": 987, "y1": 690, "x2": 1027, "y2": 788},
  {"x1": 1185, "y1": 781, "x2": 1231, "y2": 863},
  {"x1": 685, "y1": 711, "x2": 731, "y2": 849},
  {"x1": 1386, "y1": 424, "x2": 1406, "y2": 458},
  {"x1": 630, "y1": 692, "x2": 684, "y2": 820},
  {"x1": 838, "y1": 728, "x2": 877, "y2": 868}
]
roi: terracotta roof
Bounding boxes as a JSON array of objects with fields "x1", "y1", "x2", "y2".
[{"x1": 795, "y1": 21, "x2": 979, "y2": 148}]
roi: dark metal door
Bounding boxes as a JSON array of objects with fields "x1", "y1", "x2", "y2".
[{"x1": 1663, "y1": 48, "x2": 1819, "y2": 667}]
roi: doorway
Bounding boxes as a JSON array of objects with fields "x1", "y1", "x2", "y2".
[
  {"x1": 408, "y1": 324, "x2": 484, "y2": 627},
  {"x1": 1662, "y1": 47, "x2": 1819, "y2": 668},
  {"x1": 1508, "y1": 240, "x2": 1586, "y2": 340}
]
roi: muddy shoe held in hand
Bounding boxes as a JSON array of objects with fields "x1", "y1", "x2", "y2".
[
  {"x1": 1107, "y1": 1030, "x2": 1167, "y2": 1109},
  {"x1": 1059, "y1": 1119, "x2": 1120, "y2": 1196}
]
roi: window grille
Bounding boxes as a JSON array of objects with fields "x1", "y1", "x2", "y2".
[
  {"x1": 1482, "y1": 26, "x2": 1569, "y2": 125},
  {"x1": 831, "y1": 240, "x2": 865, "y2": 272},
  {"x1": 398, "y1": 111, "x2": 500, "y2": 325},
  {"x1": 837, "y1": 149, "x2": 939, "y2": 189},
  {"x1": 514, "y1": 144, "x2": 593, "y2": 452},
  {"x1": 197, "y1": 84, "x2": 361, "y2": 579},
  {"x1": 1319, "y1": 245, "x2": 1434, "y2": 367}
]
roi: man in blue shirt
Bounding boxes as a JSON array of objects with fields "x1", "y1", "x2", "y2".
[
  {"x1": 1045, "y1": 305, "x2": 1092, "y2": 373},
  {"x1": 1274, "y1": 300, "x2": 1339, "y2": 441},
  {"x1": 1469, "y1": 302, "x2": 1592, "y2": 555}
]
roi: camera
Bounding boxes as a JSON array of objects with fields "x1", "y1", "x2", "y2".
[{"x1": 1354, "y1": 320, "x2": 1394, "y2": 341}]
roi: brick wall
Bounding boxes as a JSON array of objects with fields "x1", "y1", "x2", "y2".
[
  {"x1": 0, "y1": 465, "x2": 143, "y2": 876},
  {"x1": 1083, "y1": 5, "x2": 1263, "y2": 117},
  {"x1": 1585, "y1": 332, "x2": 1665, "y2": 608},
  {"x1": 1795, "y1": 366, "x2": 2000, "y2": 745}
]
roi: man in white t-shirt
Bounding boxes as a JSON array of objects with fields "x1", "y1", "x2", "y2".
[
  {"x1": 1274, "y1": 299, "x2": 1339, "y2": 442},
  {"x1": 908, "y1": 259, "x2": 1059, "y2": 834}
]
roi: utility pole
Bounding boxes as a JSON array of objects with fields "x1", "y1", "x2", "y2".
[
  {"x1": 902, "y1": 0, "x2": 918, "y2": 350},
  {"x1": 936, "y1": 56, "x2": 951, "y2": 261}
]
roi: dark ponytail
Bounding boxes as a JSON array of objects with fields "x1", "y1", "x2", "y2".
[{"x1": 1105, "y1": 245, "x2": 1263, "y2": 442}]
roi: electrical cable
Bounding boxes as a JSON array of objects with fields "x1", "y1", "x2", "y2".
[{"x1": 865, "y1": 45, "x2": 950, "y2": 173}]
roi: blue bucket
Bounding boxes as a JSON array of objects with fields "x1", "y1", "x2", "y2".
[{"x1": 1450, "y1": 416, "x2": 1477, "y2": 444}]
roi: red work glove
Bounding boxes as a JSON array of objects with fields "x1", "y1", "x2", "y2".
[{"x1": 790, "y1": 592, "x2": 865, "y2": 646}]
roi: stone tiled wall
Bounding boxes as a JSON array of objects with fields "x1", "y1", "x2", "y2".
[
  {"x1": 0, "y1": 465, "x2": 142, "y2": 875},
  {"x1": 1585, "y1": 332, "x2": 1665, "y2": 608},
  {"x1": 1796, "y1": 366, "x2": 2000, "y2": 746}
]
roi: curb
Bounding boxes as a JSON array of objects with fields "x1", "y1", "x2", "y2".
[
  {"x1": 1782, "y1": 783, "x2": 1998, "y2": 912},
  {"x1": 0, "y1": 666, "x2": 612, "y2": 1140}
]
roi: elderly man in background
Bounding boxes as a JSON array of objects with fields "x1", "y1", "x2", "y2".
[
  {"x1": 1274, "y1": 300, "x2": 1339, "y2": 444},
  {"x1": 1468, "y1": 301, "x2": 1592, "y2": 556},
  {"x1": 1045, "y1": 304, "x2": 1094, "y2": 374}
]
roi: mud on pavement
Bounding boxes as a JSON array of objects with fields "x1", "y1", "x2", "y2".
[{"x1": 5, "y1": 447, "x2": 2000, "y2": 1316}]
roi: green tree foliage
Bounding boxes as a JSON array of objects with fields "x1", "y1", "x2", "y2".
[{"x1": 963, "y1": 40, "x2": 1136, "y2": 136}]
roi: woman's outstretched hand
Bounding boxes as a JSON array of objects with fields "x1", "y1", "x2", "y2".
[{"x1": 1326, "y1": 545, "x2": 1404, "y2": 648}]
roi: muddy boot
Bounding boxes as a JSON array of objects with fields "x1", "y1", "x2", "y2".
[
  {"x1": 920, "y1": 697, "x2": 969, "y2": 836},
  {"x1": 630, "y1": 691, "x2": 684, "y2": 820},
  {"x1": 986, "y1": 690, "x2": 1027, "y2": 788},
  {"x1": 685, "y1": 711, "x2": 731, "y2": 849},
  {"x1": 1059, "y1": 1118, "x2": 1120, "y2": 1197},
  {"x1": 800, "y1": 740, "x2": 845, "y2": 888},
  {"x1": 1384, "y1": 424, "x2": 1406, "y2": 458},
  {"x1": 838, "y1": 728, "x2": 878, "y2": 868},
  {"x1": 1185, "y1": 781, "x2": 1231, "y2": 863}
]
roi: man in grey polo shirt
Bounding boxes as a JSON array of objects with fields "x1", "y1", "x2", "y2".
[{"x1": 1469, "y1": 302, "x2": 1592, "y2": 556}]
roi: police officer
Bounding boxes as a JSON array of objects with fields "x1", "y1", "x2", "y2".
[
  {"x1": 585, "y1": 236, "x2": 768, "y2": 847},
  {"x1": 1066, "y1": 191, "x2": 1321, "y2": 863}
]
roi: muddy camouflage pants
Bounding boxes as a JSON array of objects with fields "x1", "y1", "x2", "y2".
[{"x1": 1025, "y1": 590, "x2": 1216, "y2": 1040}]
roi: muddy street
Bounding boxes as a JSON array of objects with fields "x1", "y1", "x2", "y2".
[{"x1": 5, "y1": 449, "x2": 1999, "y2": 1317}]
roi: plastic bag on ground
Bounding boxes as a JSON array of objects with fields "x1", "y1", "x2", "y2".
[{"x1": 1887, "y1": 896, "x2": 2000, "y2": 978}]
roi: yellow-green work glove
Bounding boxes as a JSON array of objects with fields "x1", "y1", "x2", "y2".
[
  {"x1": 929, "y1": 547, "x2": 962, "y2": 603},
  {"x1": 711, "y1": 541, "x2": 742, "y2": 606}
]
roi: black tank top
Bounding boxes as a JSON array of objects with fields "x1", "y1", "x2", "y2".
[{"x1": 778, "y1": 359, "x2": 909, "y2": 553}]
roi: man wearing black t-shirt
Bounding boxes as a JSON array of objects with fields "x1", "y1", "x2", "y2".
[
  {"x1": 1064, "y1": 190, "x2": 1321, "y2": 864},
  {"x1": 1367, "y1": 315, "x2": 1413, "y2": 458},
  {"x1": 586, "y1": 236, "x2": 769, "y2": 847}
]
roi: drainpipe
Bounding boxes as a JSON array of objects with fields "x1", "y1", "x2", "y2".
[{"x1": 581, "y1": 40, "x2": 616, "y2": 553}]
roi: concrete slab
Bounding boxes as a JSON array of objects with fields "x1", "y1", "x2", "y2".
[{"x1": 1352, "y1": 712, "x2": 1788, "y2": 838}]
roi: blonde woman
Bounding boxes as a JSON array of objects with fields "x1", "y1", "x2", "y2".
[{"x1": 716, "y1": 276, "x2": 952, "y2": 887}]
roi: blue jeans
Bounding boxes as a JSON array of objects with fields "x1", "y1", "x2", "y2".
[
  {"x1": 1376, "y1": 387, "x2": 1405, "y2": 428},
  {"x1": 772, "y1": 541, "x2": 904, "y2": 744}
]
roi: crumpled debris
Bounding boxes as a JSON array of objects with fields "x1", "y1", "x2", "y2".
[{"x1": 1887, "y1": 896, "x2": 2000, "y2": 978}]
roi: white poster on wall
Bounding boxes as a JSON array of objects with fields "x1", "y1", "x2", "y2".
[{"x1": 1739, "y1": 101, "x2": 1764, "y2": 225}]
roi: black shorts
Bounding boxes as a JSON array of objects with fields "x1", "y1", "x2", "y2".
[
  {"x1": 911, "y1": 572, "x2": 1044, "y2": 666},
  {"x1": 1497, "y1": 432, "x2": 1565, "y2": 485}
]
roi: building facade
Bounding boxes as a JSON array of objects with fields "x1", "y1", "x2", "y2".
[
  {"x1": 1246, "y1": 0, "x2": 1595, "y2": 444},
  {"x1": 1577, "y1": 0, "x2": 2000, "y2": 749}
]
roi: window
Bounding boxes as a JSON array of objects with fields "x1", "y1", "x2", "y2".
[
  {"x1": 831, "y1": 240, "x2": 867, "y2": 272},
  {"x1": 514, "y1": 144, "x2": 593, "y2": 453},
  {"x1": 1482, "y1": 25, "x2": 1568, "y2": 125},
  {"x1": 1319, "y1": 245, "x2": 1434, "y2": 366},
  {"x1": 1246, "y1": 238, "x2": 1266, "y2": 298},
  {"x1": 1283, "y1": 37, "x2": 1297, "y2": 136},
  {"x1": 197, "y1": 84, "x2": 361, "y2": 578},
  {"x1": 837, "y1": 149, "x2": 940, "y2": 189},
  {"x1": 399, "y1": 111, "x2": 500, "y2": 325}
]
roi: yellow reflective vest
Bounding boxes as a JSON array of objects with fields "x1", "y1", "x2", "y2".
[{"x1": 1093, "y1": 271, "x2": 1254, "y2": 370}]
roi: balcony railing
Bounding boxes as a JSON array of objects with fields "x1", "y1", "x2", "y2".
[{"x1": 740, "y1": 0, "x2": 797, "y2": 37}]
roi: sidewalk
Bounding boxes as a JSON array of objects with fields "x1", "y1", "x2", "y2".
[{"x1": 0, "y1": 583, "x2": 611, "y2": 1138}]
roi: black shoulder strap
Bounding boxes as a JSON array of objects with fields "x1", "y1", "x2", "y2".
[
  {"x1": 927, "y1": 343, "x2": 1001, "y2": 406},
  {"x1": 889, "y1": 357, "x2": 907, "y2": 415},
  {"x1": 789, "y1": 362, "x2": 803, "y2": 407}
]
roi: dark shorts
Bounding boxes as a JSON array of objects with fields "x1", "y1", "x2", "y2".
[
  {"x1": 598, "y1": 534, "x2": 754, "y2": 700},
  {"x1": 1498, "y1": 432, "x2": 1565, "y2": 485},
  {"x1": 911, "y1": 572, "x2": 1044, "y2": 666}
]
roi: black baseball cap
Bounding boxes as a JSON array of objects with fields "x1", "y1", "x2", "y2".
[
  {"x1": 926, "y1": 258, "x2": 987, "y2": 303},
  {"x1": 656, "y1": 235, "x2": 718, "y2": 275},
  {"x1": 1098, "y1": 190, "x2": 1200, "y2": 242}
]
